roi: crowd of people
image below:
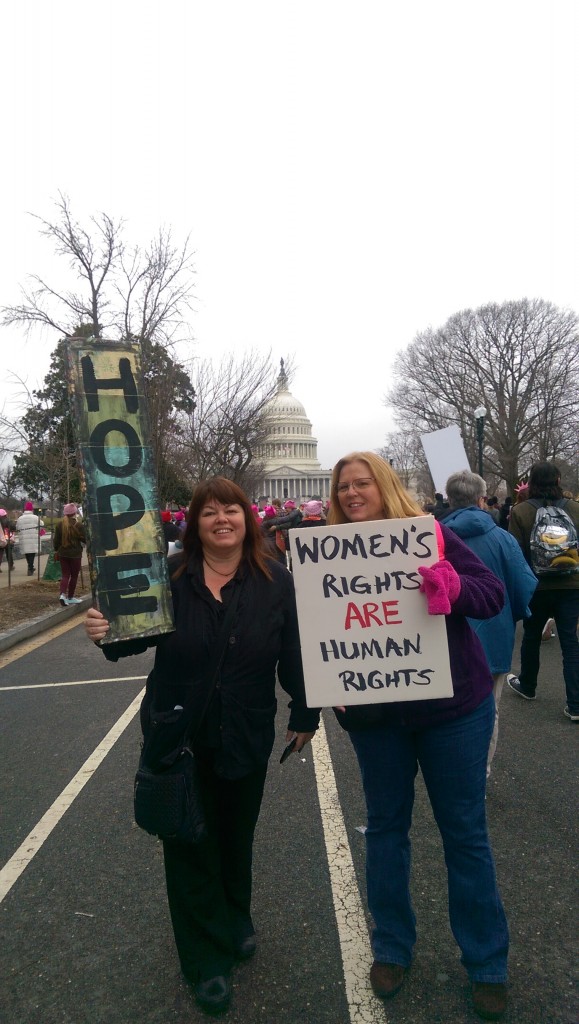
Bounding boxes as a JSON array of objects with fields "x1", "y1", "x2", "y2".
[
  {"x1": 0, "y1": 502, "x2": 88, "y2": 606},
  {"x1": 2, "y1": 455, "x2": 576, "y2": 1021},
  {"x1": 81, "y1": 457, "x2": 579, "y2": 1021},
  {"x1": 426, "y1": 489, "x2": 519, "y2": 529},
  {"x1": 431, "y1": 464, "x2": 579, "y2": 726}
]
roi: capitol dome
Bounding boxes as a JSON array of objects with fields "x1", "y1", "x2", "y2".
[
  {"x1": 254, "y1": 360, "x2": 331, "y2": 502},
  {"x1": 265, "y1": 384, "x2": 307, "y2": 419}
]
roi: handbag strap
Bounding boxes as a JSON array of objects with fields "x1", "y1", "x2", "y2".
[{"x1": 184, "y1": 581, "x2": 241, "y2": 746}]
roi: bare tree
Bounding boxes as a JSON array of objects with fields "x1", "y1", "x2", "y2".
[
  {"x1": 2, "y1": 196, "x2": 120, "y2": 338},
  {"x1": 118, "y1": 229, "x2": 196, "y2": 346},
  {"x1": 386, "y1": 298, "x2": 579, "y2": 493},
  {"x1": 174, "y1": 351, "x2": 289, "y2": 492},
  {"x1": 0, "y1": 462, "x2": 23, "y2": 508},
  {"x1": 1, "y1": 194, "x2": 196, "y2": 347},
  {"x1": 380, "y1": 430, "x2": 432, "y2": 500},
  {"x1": 1, "y1": 195, "x2": 197, "y2": 497}
]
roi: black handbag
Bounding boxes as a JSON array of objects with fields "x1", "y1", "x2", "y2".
[
  {"x1": 134, "y1": 585, "x2": 240, "y2": 844},
  {"x1": 134, "y1": 743, "x2": 206, "y2": 844}
]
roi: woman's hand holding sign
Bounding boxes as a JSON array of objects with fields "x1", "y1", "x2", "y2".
[{"x1": 418, "y1": 559, "x2": 461, "y2": 615}]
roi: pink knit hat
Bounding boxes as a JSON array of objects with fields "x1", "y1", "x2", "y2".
[
  {"x1": 304, "y1": 500, "x2": 323, "y2": 516},
  {"x1": 24, "y1": 501, "x2": 34, "y2": 511},
  {"x1": 63, "y1": 502, "x2": 78, "y2": 516}
]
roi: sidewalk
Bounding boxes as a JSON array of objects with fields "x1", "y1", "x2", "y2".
[
  {"x1": 0, "y1": 550, "x2": 90, "y2": 591},
  {"x1": 0, "y1": 550, "x2": 92, "y2": 654}
]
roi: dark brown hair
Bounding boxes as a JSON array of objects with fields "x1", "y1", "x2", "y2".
[
  {"x1": 172, "y1": 477, "x2": 273, "y2": 580},
  {"x1": 528, "y1": 462, "x2": 562, "y2": 501}
]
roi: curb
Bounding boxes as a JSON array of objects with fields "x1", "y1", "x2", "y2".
[{"x1": 0, "y1": 595, "x2": 92, "y2": 654}]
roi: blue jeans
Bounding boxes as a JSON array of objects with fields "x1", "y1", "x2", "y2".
[
  {"x1": 519, "y1": 589, "x2": 579, "y2": 713},
  {"x1": 349, "y1": 696, "x2": 509, "y2": 982}
]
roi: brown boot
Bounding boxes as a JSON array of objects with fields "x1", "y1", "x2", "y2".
[
  {"x1": 369, "y1": 961, "x2": 406, "y2": 998},
  {"x1": 471, "y1": 981, "x2": 508, "y2": 1019}
]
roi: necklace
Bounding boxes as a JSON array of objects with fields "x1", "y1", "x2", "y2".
[{"x1": 203, "y1": 558, "x2": 239, "y2": 578}]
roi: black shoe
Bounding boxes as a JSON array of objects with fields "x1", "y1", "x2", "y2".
[
  {"x1": 471, "y1": 981, "x2": 507, "y2": 1019},
  {"x1": 234, "y1": 934, "x2": 257, "y2": 959},
  {"x1": 506, "y1": 674, "x2": 535, "y2": 700},
  {"x1": 370, "y1": 960, "x2": 407, "y2": 998},
  {"x1": 194, "y1": 975, "x2": 231, "y2": 1014}
]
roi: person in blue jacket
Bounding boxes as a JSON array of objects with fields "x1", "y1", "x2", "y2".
[{"x1": 443, "y1": 471, "x2": 537, "y2": 773}]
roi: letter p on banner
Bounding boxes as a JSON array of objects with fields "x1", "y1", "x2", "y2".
[{"x1": 65, "y1": 338, "x2": 175, "y2": 644}]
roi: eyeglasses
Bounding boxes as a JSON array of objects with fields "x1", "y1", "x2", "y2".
[{"x1": 336, "y1": 477, "x2": 375, "y2": 495}]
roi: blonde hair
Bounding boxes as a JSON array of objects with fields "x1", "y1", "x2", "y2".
[
  {"x1": 327, "y1": 452, "x2": 424, "y2": 525},
  {"x1": 60, "y1": 516, "x2": 82, "y2": 547}
]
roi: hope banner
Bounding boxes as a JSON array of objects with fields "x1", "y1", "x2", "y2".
[
  {"x1": 66, "y1": 339, "x2": 175, "y2": 644},
  {"x1": 289, "y1": 517, "x2": 453, "y2": 707}
]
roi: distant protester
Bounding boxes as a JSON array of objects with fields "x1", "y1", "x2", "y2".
[
  {"x1": 432, "y1": 492, "x2": 448, "y2": 520},
  {"x1": 160, "y1": 510, "x2": 180, "y2": 554},
  {"x1": 16, "y1": 502, "x2": 44, "y2": 576},
  {"x1": 485, "y1": 496, "x2": 501, "y2": 524},
  {"x1": 53, "y1": 503, "x2": 86, "y2": 606},
  {"x1": 295, "y1": 500, "x2": 325, "y2": 528},
  {"x1": 507, "y1": 462, "x2": 579, "y2": 721},
  {"x1": 499, "y1": 497, "x2": 513, "y2": 530},
  {"x1": 0, "y1": 509, "x2": 14, "y2": 572}
]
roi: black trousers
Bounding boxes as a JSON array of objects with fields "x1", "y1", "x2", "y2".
[{"x1": 162, "y1": 755, "x2": 268, "y2": 982}]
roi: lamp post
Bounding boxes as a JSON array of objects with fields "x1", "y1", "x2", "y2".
[{"x1": 474, "y1": 405, "x2": 486, "y2": 478}]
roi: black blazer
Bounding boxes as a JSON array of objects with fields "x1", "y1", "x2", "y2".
[{"x1": 101, "y1": 555, "x2": 320, "y2": 779}]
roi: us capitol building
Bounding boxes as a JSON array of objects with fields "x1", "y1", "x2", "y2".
[{"x1": 253, "y1": 360, "x2": 332, "y2": 502}]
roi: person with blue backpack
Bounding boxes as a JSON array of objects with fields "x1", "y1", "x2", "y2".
[{"x1": 507, "y1": 462, "x2": 579, "y2": 720}]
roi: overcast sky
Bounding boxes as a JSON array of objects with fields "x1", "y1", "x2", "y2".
[{"x1": 1, "y1": 0, "x2": 578, "y2": 469}]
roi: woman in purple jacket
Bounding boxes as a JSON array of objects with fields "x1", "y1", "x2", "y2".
[{"x1": 328, "y1": 453, "x2": 509, "y2": 1022}]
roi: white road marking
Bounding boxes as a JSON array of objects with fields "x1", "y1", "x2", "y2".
[
  {"x1": 0, "y1": 688, "x2": 145, "y2": 905},
  {"x1": 2, "y1": 656, "x2": 382, "y2": 1023},
  {"x1": 312, "y1": 715, "x2": 385, "y2": 1022},
  {"x1": 0, "y1": 676, "x2": 147, "y2": 691}
]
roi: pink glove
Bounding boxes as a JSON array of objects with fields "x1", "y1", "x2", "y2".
[{"x1": 418, "y1": 560, "x2": 461, "y2": 615}]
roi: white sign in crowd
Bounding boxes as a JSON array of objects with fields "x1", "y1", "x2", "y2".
[{"x1": 289, "y1": 517, "x2": 453, "y2": 708}]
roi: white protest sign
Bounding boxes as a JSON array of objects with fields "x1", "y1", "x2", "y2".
[
  {"x1": 420, "y1": 425, "x2": 470, "y2": 495},
  {"x1": 289, "y1": 516, "x2": 453, "y2": 707}
]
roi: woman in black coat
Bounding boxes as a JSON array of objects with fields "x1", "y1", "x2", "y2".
[{"x1": 85, "y1": 478, "x2": 319, "y2": 1015}]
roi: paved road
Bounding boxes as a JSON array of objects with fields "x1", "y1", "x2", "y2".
[{"x1": 0, "y1": 622, "x2": 576, "y2": 1024}]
